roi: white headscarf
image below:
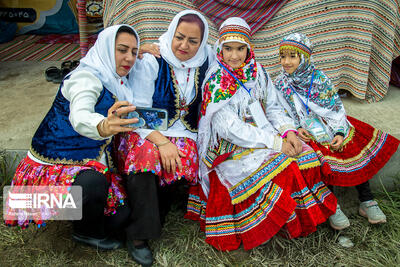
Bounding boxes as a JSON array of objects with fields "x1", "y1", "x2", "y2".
[
  {"x1": 71, "y1": 24, "x2": 140, "y2": 103},
  {"x1": 158, "y1": 10, "x2": 209, "y2": 69}
]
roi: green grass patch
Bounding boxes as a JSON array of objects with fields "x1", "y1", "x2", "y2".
[{"x1": 0, "y1": 149, "x2": 17, "y2": 190}]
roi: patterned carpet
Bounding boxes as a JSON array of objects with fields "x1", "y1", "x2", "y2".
[{"x1": 0, "y1": 34, "x2": 96, "y2": 61}]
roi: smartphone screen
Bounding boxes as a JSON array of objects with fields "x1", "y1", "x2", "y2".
[{"x1": 123, "y1": 107, "x2": 168, "y2": 131}]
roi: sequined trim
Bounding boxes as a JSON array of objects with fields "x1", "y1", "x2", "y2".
[
  {"x1": 169, "y1": 65, "x2": 200, "y2": 133},
  {"x1": 29, "y1": 138, "x2": 112, "y2": 165},
  {"x1": 229, "y1": 153, "x2": 295, "y2": 204}
]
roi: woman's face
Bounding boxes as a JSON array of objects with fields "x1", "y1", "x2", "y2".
[
  {"x1": 115, "y1": 32, "x2": 138, "y2": 77},
  {"x1": 222, "y1": 42, "x2": 248, "y2": 69},
  {"x1": 279, "y1": 50, "x2": 300, "y2": 75},
  {"x1": 171, "y1": 21, "x2": 202, "y2": 62}
]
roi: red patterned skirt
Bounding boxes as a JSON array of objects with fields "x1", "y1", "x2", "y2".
[
  {"x1": 114, "y1": 132, "x2": 199, "y2": 186},
  {"x1": 5, "y1": 156, "x2": 126, "y2": 229},
  {"x1": 186, "y1": 159, "x2": 337, "y2": 251},
  {"x1": 309, "y1": 116, "x2": 400, "y2": 187}
]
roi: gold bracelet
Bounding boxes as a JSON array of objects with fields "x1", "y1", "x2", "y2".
[
  {"x1": 99, "y1": 119, "x2": 108, "y2": 137},
  {"x1": 156, "y1": 140, "x2": 170, "y2": 147}
]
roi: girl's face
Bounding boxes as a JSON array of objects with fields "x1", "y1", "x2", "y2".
[
  {"x1": 279, "y1": 50, "x2": 300, "y2": 74},
  {"x1": 222, "y1": 42, "x2": 248, "y2": 69},
  {"x1": 115, "y1": 32, "x2": 138, "y2": 77},
  {"x1": 171, "y1": 21, "x2": 202, "y2": 62}
]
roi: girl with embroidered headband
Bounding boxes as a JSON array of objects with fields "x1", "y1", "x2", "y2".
[
  {"x1": 4, "y1": 25, "x2": 159, "y2": 257},
  {"x1": 274, "y1": 32, "x2": 400, "y2": 231},
  {"x1": 185, "y1": 17, "x2": 337, "y2": 251}
]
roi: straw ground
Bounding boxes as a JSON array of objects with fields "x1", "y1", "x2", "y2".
[{"x1": 0, "y1": 160, "x2": 399, "y2": 267}]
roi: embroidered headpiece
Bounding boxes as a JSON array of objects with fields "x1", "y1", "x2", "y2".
[
  {"x1": 218, "y1": 17, "x2": 252, "y2": 48},
  {"x1": 219, "y1": 25, "x2": 251, "y2": 45},
  {"x1": 279, "y1": 33, "x2": 313, "y2": 60}
]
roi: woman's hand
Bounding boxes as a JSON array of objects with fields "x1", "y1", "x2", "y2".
[
  {"x1": 330, "y1": 135, "x2": 344, "y2": 150},
  {"x1": 281, "y1": 141, "x2": 298, "y2": 157},
  {"x1": 297, "y1": 128, "x2": 312, "y2": 142},
  {"x1": 97, "y1": 101, "x2": 138, "y2": 137},
  {"x1": 145, "y1": 131, "x2": 186, "y2": 173},
  {"x1": 158, "y1": 141, "x2": 186, "y2": 173},
  {"x1": 138, "y1": 43, "x2": 160, "y2": 59},
  {"x1": 286, "y1": 131, "x2": 303, "y2": 155}
]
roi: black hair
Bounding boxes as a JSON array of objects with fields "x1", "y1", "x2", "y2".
[{"x1": 116, "y1": 25, "x2": 138, "y2": 42}]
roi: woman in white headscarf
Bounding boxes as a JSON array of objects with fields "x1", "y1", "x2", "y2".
[
  {"x1": 6, "y1": 25, "x2": 141, "y2": 251},
  {"x1": 113, "y1": 10, "x2": 214, "y2": 261}
]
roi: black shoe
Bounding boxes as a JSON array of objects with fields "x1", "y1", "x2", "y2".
[
  {"x1": 126, "y1": 240, "x2": 154, "y2": 266},
  {"x1": 45, "y1": 66, "x2": 62, "y2": 83},
  {"x1": 72, "y1": 232, "x2": 123, "y2": 250}
]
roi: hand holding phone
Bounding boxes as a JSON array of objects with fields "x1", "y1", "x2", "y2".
[{"x1": 123, "y1": 107, "x2": 168, "y2": 131}]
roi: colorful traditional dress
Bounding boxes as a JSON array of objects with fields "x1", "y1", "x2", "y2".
[
  {"x1": 185, "y1": 18, "x2": 337, "y2": 251},
  {"x1": 4, "y1": 25, "x2": 140, "y2": 229},
  {"x1": 274, "y1": 33, "x2": 400, "y2": 187},
  {"x1": 114, "y1": 10, "x2": 214, "y2": 186}
]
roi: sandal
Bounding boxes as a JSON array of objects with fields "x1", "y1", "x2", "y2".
[
  {"x1": 71, "y1": 60, "x2": 80, "y2": 70},
  {"x1": 61, "y1": 60, "x2": 72, "y2": 70},
  {"x1": 59, "y1": 60, "x2": 80, "y2": 81},
  {"x1": 45, "y1": 66, "x2": 62, "y2": 83}
]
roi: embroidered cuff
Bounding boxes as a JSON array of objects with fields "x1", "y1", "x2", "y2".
[
  {"x1": 278, "y1": 124, "x2": 297, "y2": 137},
  {"x1": 281, "y1": 129, "x2": 298, "y2": 138},
  {"x1": 334, "y1": 126, "x2": 346, "y2": 137},
  {"x1": 335, "y1": 132, "x2": 345, "y2": 137}
]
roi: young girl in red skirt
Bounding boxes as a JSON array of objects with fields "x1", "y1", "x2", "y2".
[
  {"x1": 185, "y1": 17, "x2": 337, "y2": 251},
  {"x1": 274, "y1": 33, "x2": 400, "y2": 230}
]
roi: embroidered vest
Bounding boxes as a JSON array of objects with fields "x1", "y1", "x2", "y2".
[
  {"x1": 30, "y1": 85, "x2": 115, "y2": 165},
  {"x1": 152, "y1": 57, "x2": 208, "y2": 132}
]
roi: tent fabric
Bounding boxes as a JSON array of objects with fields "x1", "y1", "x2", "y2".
[
  {"x1": 0, "y1": 22, "x2": 17, "y2": 43},
  {"x1": 100, "y1": 0, "x2": 399, "y2": 102},
  {"x1": 26, "y1": 0, "x2": 78, "y2": 35},
  {"x1": 3, "y1": 0, "x2": 79, "y2": 35},
  {"x1": 192, "y1": 0, "x2": 288, "y2": 35}
]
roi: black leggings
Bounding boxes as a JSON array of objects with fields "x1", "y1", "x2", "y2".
[
  {"x1": 72, "y1": 170, "x2": 130, "y2": 239},
  {"x1": 124, "y1": 172, "x2": 162, "y2": 241},
  {"x1": 328, "y1": 181, "x2": 374, "y2": 203},
  {"x1": 73, "y1": 170, "x2": 186, "y2": 241},
  {"x1": 123, "y1": 172, "x2": 189, "y2": 241}
]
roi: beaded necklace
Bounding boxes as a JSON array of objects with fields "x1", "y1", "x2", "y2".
[{"x1": 172, "y1": 68, "x2": 191, "y2": 115}]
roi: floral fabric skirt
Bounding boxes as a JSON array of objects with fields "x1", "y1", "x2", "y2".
[
  {"x1": 4, "y1": 156, "x2": 126, "y2": 229},
  {"x1": 114, "y1": 132, "x2": 199, "y2": 186}
]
